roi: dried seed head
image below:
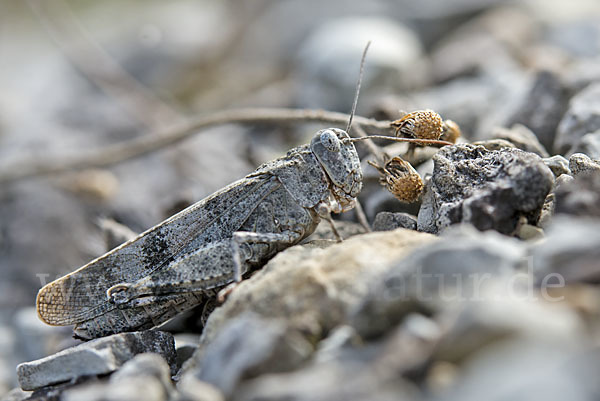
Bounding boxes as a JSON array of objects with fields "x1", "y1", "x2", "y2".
[
  {"x1": 369, "y1": 156, "x2": 424, "y2": 203},
  {"x1": 392, "y1": 110, "x2": 444, "y2": 141},
  {"x1": 441, "y1": 119, "x2": 461, "y2": 144}
]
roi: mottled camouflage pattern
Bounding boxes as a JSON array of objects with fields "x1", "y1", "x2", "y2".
[{"x1": 37, "y1": 128, "x2": 362, "y2": 339}]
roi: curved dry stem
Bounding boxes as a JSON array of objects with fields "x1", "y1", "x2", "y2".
[{"x1": 0, "y1": 108, "x2": 392, "y2": 183}]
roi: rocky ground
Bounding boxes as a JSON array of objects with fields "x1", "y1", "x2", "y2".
[{"x1": 2, "y1": 0, "x2": 600, "y2": 400}]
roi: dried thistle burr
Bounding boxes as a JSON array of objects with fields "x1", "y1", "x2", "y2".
[
  {"x1": 368, "y1": 156, "x2": 424, "y2": 203},
  {"x1": 391, "y1": 109, "x2": 445, "y2": 141},
  {"x1": 441, "y1": 119, "x2": 461, "y2": 144}
]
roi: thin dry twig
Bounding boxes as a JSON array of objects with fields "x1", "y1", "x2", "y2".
[
  {"x1": 0, "y1": 108, "x2": 393, "y2": 183},
  {"x1": 351, "y1": 124, "x2": 387, "y2": 164}
]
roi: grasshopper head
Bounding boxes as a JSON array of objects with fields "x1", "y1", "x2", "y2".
[{"x1": 310, "y1": 128, "x2": 362, "y2": 211}]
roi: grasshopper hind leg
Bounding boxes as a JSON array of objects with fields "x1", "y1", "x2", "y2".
[
  {"x1": 217, "y1": 230, "x2": 300, "y2": 302},
  {"x1": 73, "y1": 291, "x2": 205, "y2": 340}
]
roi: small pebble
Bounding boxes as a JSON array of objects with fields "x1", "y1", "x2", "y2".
[
  {"x1": 543, "y1": 155, "x2": 571, "y2": 177},
  {"x1": 569, "y1": 153, "x2": 600, "y2": 176}
]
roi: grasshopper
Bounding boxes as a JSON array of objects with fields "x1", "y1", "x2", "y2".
[{"x1": 36, "y1": 44, "x2": 452, "y2": 339}]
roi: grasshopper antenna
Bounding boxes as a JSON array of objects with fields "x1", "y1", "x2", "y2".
[{"x1": 346, "y1": 41, "x2": 371, "y2": 133}]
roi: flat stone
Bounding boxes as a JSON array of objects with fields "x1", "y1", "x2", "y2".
[
  {"x1": 372, "y1": 212, "x2": 417, "y2": 231},
  {"x1": 17, "y1": 331, "x2": 175, "y2": 391},
  {"x1": 417, "y1": 144, "x2": 554, "y2": 234}
]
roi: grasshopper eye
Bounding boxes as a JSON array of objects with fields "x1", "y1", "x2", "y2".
[{"x1": 320, "y1": 130, "x2": 341, "y2": 152}]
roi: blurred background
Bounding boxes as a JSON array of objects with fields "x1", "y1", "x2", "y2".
[{"x1": 1, "y1": 0, "x2": 600, "y2": 394}]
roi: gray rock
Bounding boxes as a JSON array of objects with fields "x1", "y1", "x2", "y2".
[
  {"x1": 569, "y1": 153, "x2": 600, "y2": 176},
  {"x1": 491, "y1": 124, "x2": 549, "y2": 157},
  {"x1": 58, "y1": 354, "x2": 175, "y2": 401},
  {"x1": 417, "y1": 144, "x2": 554, "y2": 234},
  {"x1": 537, "y1": 193, "x2": 555, "y2": 229},
  {"x1": 110, "y1": 353, "x2": 173, "y2": 391},
  {"x1": 351, "y1": 225, "x2": 525, "y2": 339},
  {"x1": 434, "y1": 283, "x2": 583, "y2": 363},
  {"x1": 181, "y1": 313, "x2": 312, "y2": 397},
  {"x1": 517, "y1": 224, "x2": 544, "y2": 241},
  {"x1": 62, "y1": 354, "x2": 174, "y2": 401},
  {"x1": 570, "y1": 130, "x2": 600, "y2": 159},
  {"x1": 543, "y1": 155, "x2": 571, "y2": 177},
  {"x1": 233, "y1": 317, "x2": 436, "y2": 401},
  {"x1": 174, "y1": 334, "x2": 200, "y2": 372},
  {"x1": 196, "y1": 229, "x2": 436, "y2": 350},
  {"x1": 531, "y1": 216, "x2": 600, "y2": 284},
  {"x1": 17, "y1": 331, "x2": 175, "y2": 391},
  {"x1": 362, "y1": 186, "x2": 421, "y2": 222},
  {"x1": 555, "y1": 83, "x2": 600, "y2": 155},
  {"x1": 555, "y1": 173, "x2": 575, "y2": 188},
  {"x1": 372, "y1": 212, "x2": 417, "y2": 231},
  {"x1": 440, "y1": 341, "x2": 600, "y2": 401},
  {"x1": 507, "y1": 70, "x2": 569, "y2": 153},
  {"x1": 276, "y1": 313, "x2": 429, "y2": 401},
  {"x1": 471, "y1": 138, "x2": 517, "y2": 151},
  {"x1": 555, "y1": 171, "x2": 600, "y2": 218},
  {"x1": 433, "y1": 284, "x2": 589, "y2": 401}
]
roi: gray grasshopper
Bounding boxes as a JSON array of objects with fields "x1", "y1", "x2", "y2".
[
  {"x1": 37, "y1": 126, "x2": 362, "y2": 339},
  {"x1": 36, "y1": 42, "x2": 372, "y2": 340},
  {"x1": 36, "y1": 44, "x2": 450, "y2": 340}
]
